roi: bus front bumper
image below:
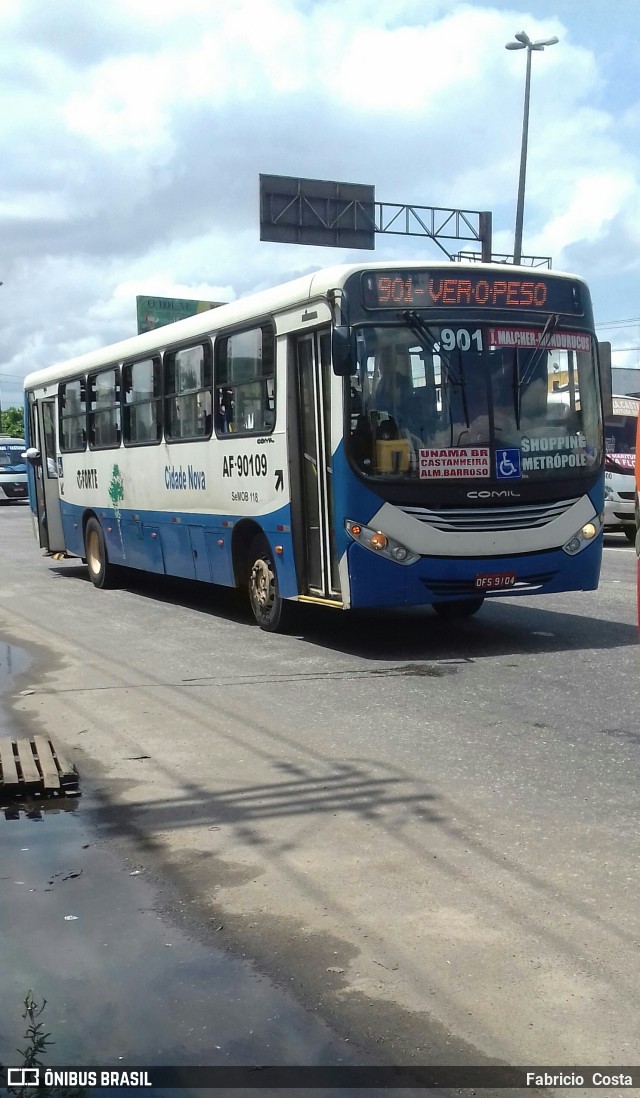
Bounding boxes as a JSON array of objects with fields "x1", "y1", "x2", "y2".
[{"x1": 346, "y1": 536, "x2": 603, "y2": 609}]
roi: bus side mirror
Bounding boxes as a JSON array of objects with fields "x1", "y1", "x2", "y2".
[
  {"x1": 332, "y1": 326, "x2": 354, "y2": 376},
  {"x1": 22, "y1": 447, "x2": 41, "y2": 464},
  {"x1": 598, "y1": 340, "x2": 613, "y2": 419}
]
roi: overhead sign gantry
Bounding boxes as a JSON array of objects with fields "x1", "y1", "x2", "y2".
[
  {"x1": 259, "y1": 174, "x2": 551, "y2": 266},
  {"x1": 259, "y1": 173, "x2": 492, "y2": 261}
]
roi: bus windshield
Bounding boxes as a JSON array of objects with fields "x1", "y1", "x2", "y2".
[
  {"x1": 347, "y1": 322, "x2": 602, "y2": 482},
  {"x1": 0, "y1": 443, "x2": 26, "y2": 474}
]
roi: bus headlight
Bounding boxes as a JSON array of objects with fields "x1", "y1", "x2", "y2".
[
  {"x1": 345, "y1": 520, "x2": 419, "y2": 566},
  {"x1": 562, "y1": 513, "x2": 603, "y2": 555},
  {"x1": 369, "y1": 531, "x2": 388, "y2": 551}
]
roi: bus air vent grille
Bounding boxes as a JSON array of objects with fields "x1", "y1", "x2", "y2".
[{"x1": 401, "y1": 497, "x2": 580, "y2": 533}]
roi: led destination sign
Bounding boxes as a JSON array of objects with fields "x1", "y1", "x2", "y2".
[{"x1": 362, "y1": 270, "x2": 582, "y2": 314}]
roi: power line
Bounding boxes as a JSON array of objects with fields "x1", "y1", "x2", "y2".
[{"x1": 597, "y1": 317, "x2": 640, "y2": 329}]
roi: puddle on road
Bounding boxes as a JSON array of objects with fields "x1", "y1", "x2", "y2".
[
  {"x1": 0, "y1": 640, "x2": 394, "y2": 1097},
  {"x1": 0, "y1": 641, "x2": 30, "y2": 692},
  {"x1": 0, "y1": 809, "x2": 425, "y2": 1098},
  {"x1": 0, "y1": 641, "x2": 30, "y2": 736},
  {"x1": 1, "y1": 801, "x2": 372, "y2": 1079}
]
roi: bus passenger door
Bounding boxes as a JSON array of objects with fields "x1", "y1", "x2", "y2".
[
  {"x1": 27, "y1": 395, "x2": 48, "y2": 549},
  {"x1": 293, "y1": 330, "x2": 340, "y2": 601},
  {"x1": 32, "y1": 398, "x2": 65, "y2": 553}
]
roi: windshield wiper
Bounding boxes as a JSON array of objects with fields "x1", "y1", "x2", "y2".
[
  {"x1": 402, "y1": 311, "x2": 470, "y2": 428},
  {"x1": 514, "y1": 312, "x2": 560, "y2": 429}
]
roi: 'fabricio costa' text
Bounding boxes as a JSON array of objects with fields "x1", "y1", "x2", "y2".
[{"x1": 525, "y1": 1072, "x2": 633, "y2": 1087}]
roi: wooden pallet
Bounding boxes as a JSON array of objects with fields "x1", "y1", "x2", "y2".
[{"x1": 0, "y1": 736, "x2": 80, "y2": 800}]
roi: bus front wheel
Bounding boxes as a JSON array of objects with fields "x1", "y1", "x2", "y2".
[
  {"x1": 247, "y1": 536, "x2": 293, "y2": 632},
  {"x1": 84, "y1": 517, "x2": 116, "y2": 589},
  {"x1": 433, "y1": 597, "x2": 484, "y2": 619}
]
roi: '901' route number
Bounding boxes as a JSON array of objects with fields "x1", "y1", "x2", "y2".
[{"x1": 440, "y1": 328, "x2": 483, "y2": 351}]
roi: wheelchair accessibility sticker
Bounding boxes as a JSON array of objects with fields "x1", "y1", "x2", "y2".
[{"x1": 496, "y1": 448, "x2": 522, "y2": 480}]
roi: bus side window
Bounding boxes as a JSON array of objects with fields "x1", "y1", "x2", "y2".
[
  {"x1": 59, "y1": 378, "x2": 87, "y2": 453},
  {"x1": 165, "y1": 343, "x2": 213, "y2": 441},
  {"x1": 88, "y1": 367, "x2": 121, "y2": 450},
  {"x1": 214, "y1": 325, "x2": 275, "y2": 437},
  {"x1": 123, "y1": 357, "x2": 162, "y2": 446}
]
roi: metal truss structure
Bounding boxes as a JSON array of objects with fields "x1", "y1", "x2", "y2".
[
  {"x1": 456, "y1": 250, "x2": 552, "y2": 268},
  {"x1": 374, "y1": 204, "x2": 492, "y2": 261}
]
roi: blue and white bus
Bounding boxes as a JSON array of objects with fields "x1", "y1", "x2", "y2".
[
  {"x1": 23, "y1": 261, "x2": 605, "y2": 630},
  {"x1": 0, "y1": 436, "x2": 28, "y2": 503}
]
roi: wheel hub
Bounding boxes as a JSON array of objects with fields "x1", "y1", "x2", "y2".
[
  {"x1": 251, "y1": 558, "x2": 273, "y2": 610},
  {"x1": 87, "y1": 531, "x2": 101, "y2": 575}
]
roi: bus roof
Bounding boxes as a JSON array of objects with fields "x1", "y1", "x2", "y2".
[{"x1": 23, "y1": 260, "x2": 588, "y2": 392}]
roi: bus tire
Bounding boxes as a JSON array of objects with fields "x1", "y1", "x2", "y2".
[
  {"x1": 84, "y1": 517, "x2": 117, "y2": 590},
  {"x1": 247, "y1": 536, "x2": 293, "y2": 632},
  {"x1": 433, "y1": 597, "x2": 484, "y2": 619}
]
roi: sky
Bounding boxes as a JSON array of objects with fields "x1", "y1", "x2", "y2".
[{"x1": 1, "y1": 0, "x2": 639, "y2": 408}]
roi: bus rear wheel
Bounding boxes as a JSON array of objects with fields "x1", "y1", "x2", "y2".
[
  {"x1": 84, "y1": 517, "x2": 117, "y2": 589},
  {"x1": 247, "y1": 536, "x2": 293, "y2": 632},
  {"x1": 433, "y1": 597, "x2": 484, "y2": 619}
]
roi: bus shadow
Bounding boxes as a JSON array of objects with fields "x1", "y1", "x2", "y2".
[
  {"x1": 49, "y1": 562, "x2": 638, "y2": 659},
  {"x1": 293, "y1": 600, "x2": 638, "y2": 661},
  {"x1": 50, "y1": 563, "x2": 251, "y2": 626}
]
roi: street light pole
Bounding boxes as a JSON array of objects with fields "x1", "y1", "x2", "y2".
[{"x1": 506, "y1": 30, "x2": 558, "y2": 265}]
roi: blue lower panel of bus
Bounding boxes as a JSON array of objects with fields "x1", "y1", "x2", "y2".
[
  {"x1": 346, "y1": 535, "x2": 602, "y2": 608},
  {"x1": 60, "y1": 498, "x2": 601, "y2": 610},
  {"x1": 59, "y1": 502, "x2": 298, "y2": 596}
]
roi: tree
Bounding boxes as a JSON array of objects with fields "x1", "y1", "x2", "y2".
[{"x1": 0, "y1": 407, "x2": 25, "y2": 437}]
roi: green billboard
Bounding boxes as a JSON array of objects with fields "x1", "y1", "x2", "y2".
[{"x1": 136, "y1": 296, "x2": 224, "y2": 334}]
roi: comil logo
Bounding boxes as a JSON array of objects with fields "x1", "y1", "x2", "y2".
[{"x1": 8, "y1": 1067, "x2": 40, "y2": 1086}]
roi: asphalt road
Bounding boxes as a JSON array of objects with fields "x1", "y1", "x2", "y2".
[{"x1": 1, "y1": 504, "x2": 638, "y2": 1071}]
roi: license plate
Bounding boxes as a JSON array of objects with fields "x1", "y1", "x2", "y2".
[{"x1": 475, "y1": 572, "x2": 517, "y2": 590}]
